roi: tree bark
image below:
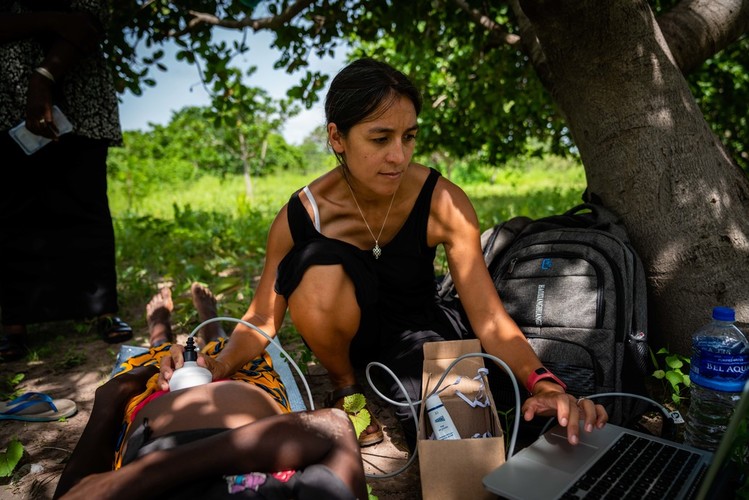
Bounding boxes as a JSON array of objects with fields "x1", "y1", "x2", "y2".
[
  {"x1": 657, "y1": 0, "x2": 749, "y2": 74},
  {"x1": 519, "y1": 0, "x2": 749, "y2": 354}
]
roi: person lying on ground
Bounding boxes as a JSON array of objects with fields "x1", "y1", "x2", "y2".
[{"x1": 53, "y1": 284, "x2": 367, "y2": 500}]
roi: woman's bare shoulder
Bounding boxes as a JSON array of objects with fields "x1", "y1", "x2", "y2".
[{"x1": 430, "y1": 170, "x2": 473, "y2": 210}]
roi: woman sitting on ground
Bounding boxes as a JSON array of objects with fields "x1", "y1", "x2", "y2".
[{"x1": 159, "y1": 58, "x2": 608, "y2": 450}]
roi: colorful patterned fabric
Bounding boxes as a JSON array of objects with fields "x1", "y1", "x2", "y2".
[
  {"x1": 225, "y1": 470, "x2": 296, "y2": 494},
  {"x1": 112, "y1": 339, "x2": 291, "y2": 469}
]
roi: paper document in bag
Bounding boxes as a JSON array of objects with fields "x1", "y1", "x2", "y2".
[{"x1": 8, "y1": 105, "x2": 74, "y2": 155}]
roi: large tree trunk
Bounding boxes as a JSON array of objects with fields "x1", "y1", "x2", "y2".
[{"x1": 519, "y1": 0, "x2": 749, "y2": 354}]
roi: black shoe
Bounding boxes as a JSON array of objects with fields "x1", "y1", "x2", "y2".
[
  {"x1": 0, "y1": 334, "x2": 28, "y2": 362},
  {"x1": 97, "y1": 316, "x2": 133, "y2": 344}
]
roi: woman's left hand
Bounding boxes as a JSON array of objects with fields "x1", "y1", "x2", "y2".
[{"x1": 521, "y1": 383, "x2": 608, "y2": 445}]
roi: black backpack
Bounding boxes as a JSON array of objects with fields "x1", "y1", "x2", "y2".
[{"x1": 439, "y1": 202, "x2": 651, "y2": 425}]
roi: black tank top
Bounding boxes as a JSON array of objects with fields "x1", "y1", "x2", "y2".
[{"x1": 278, "y1": 168, "x2": 445, "y2": 336}]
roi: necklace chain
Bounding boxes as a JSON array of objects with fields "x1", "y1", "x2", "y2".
[{"x1": 344, "y1": 173, "x2": 398, "y2": 260}]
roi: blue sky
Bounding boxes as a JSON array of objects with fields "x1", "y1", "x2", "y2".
[{"x1": 118, "y1": 29, "x2": 348, "y2": 145}]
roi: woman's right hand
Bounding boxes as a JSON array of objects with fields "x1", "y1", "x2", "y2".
[{"x1": 157, "y1": 342, "x2": 184, "y2": 391}]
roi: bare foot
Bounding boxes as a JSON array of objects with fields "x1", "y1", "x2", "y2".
[
  {"x1": 191, "y1": 282, "x2": 225, "y2": 343},
  {"x1": 146, "y1": 287, "x2": 173, "y2": 347}
]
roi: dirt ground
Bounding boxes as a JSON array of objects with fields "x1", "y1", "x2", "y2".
[{"x1": 0, "y1": 324, "x2": 423, "y2": 500}]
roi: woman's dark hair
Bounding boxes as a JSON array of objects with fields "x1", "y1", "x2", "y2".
[{"x1": 325, "y1": 58, "x2": 422, "y2": 136}]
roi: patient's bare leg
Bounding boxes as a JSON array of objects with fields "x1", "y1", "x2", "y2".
[
  {"x1": 146, "y1": 287, "x2": 173, "y2": 347},
  {"x1": 191, "y1": 282, "x2": 225, "y2": 344},
  {"x1": 54, "y1": 366, "x2": 158, "y2": 499}
]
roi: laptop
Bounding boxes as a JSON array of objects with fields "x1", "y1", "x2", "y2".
[{"x1": 483, "y1": 379, "x2": 749, "y2": 499}]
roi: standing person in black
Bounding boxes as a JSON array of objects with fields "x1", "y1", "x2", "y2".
[
  {"x1": 158, "y1": 58, "x2": 608, "y2": 449},
  {"x1": 0, "y1": 0, "x2": 131, "y2": 361}
]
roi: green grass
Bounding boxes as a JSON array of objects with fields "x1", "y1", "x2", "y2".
[
  {"x1": 109, "y1": 168, "x2": 330, "y2": 359},
  {"x1": 460, "y1": 155, "x2": 587, "y2": 229},
  {"x1": 109, "y1": 169, "x2": 328, "y2": 219}
]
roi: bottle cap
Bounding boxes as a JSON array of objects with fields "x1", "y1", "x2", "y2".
[
  {"x1": 712, "y1": 306, "x2": 735, "y2": 322},
  {"x1": 425, "y1": 393, "x2": 443, "y2": 409},
  {"x1": 183, "y1": 335, "x2": 199, "y2": 362}
]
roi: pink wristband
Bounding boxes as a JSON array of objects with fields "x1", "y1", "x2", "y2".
[{"x1": 526, "y1": 367, "x2": 567, "y2": 394}]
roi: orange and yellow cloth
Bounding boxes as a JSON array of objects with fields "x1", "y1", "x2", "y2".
[{"x1": 112, "y1": 338, "x2": 291, "y2": 469}]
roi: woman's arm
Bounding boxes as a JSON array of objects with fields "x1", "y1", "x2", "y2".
[
  {"x1": 428, "y1": 179, "x2": 545, "y2": 383},
  {"x1": 428, "y1": 177, "x2": 606, "y2": 443}
]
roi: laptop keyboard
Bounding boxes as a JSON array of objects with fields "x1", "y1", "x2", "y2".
[{"x1": 561, "y1": 432, "x2": 702, "y2": 499}]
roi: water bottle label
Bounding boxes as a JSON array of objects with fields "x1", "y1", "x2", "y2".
[{"x1": 691, "y1": 350, "x2": 749, "y2": 392}]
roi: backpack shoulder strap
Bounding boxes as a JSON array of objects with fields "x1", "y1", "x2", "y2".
[
  {"x1": 482, "y1": 216, "x2": 533, "y2": 266},
  {"x1": 564, "y1": 203, "x2": 630, "y2": 241}
]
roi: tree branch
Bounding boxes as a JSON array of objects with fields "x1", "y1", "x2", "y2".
[
  {"x1": 173, "y1": 0, "x2": 315, "y2": 37},
  {"x1": 511, "y1": 0, "x2": 555, "y2": 94},
  {"x1": 451, "y1": 0, "x2": 521, "y2": 45},
  {"x1": 658, "y1": 0, "x2": 749, "y2": 74}
]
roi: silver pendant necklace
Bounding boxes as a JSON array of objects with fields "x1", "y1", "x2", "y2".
[{"x1": 344, "y1": 173, "x2": 399, "y2": 260}]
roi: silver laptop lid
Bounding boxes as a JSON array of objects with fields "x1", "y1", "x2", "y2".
[{"x1": 483, "y1": 380, "x2": 749, "y2": 500}]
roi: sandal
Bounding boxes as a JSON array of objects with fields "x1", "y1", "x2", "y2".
[
  {"x1": 97, "y1": 316, "x2": 133, "y2": 344},
  {"x1": 0, "y1": 392, "x2": 77, "y2": 421},
  {"x1": 0, "y1": 334, "x2": 28, "y2": 362},
  {"x1": 326, "y1": 384, "x2": 384, "y2": 447}
]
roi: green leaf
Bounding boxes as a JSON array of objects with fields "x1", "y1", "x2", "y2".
[
  {"x1": 348, "y1": 408, "x2": 372, "y2": 440},
  {"x1": 367, "y1": 484, "x2": 379, "y2": 500},
  {"x1": 665, "y1": 355, "x2": 684, "y2": 369},
  {"x1": 665, "y1": 370, "x2": 685, "y2": 389},
  {"x1": 652, "y1": 369, "x2": 666, "y2": 380},
  {"x1": 342, "y1": 393, "x2": 366, "y2": 414},
  {"x1": 341, "y1": 394, "x2": 370, "y2": 438},
  {"x1": 0, "y1": 439, "x2": 24, "y2": 478}
]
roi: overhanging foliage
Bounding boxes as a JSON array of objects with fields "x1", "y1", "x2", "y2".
[{"x1": 107, "y1": 1, "x2": 747, "y2": 169}]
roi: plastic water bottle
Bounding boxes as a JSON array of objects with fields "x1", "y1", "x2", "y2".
[{"x1": 684, "y1": 306, "x2": 749, "y2": 451}]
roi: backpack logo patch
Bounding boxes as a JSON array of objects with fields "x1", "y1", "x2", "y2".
[
  {"x1": 535, "y1": 284, "x2": 546, "y2": 326},
  {"x1": 541, "y1": 258, "x2": 552, "y2": 270}
]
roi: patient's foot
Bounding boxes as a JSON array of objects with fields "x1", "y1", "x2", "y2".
[
  {"x1": 191, "y1": 282, "x2": 225, "y2": 343},
  {"x1": 147, "y1": 287, "x2": 173, "y2": 347}
]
